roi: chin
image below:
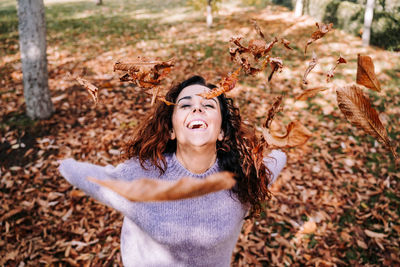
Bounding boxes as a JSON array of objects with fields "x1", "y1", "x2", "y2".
[{"x1": 184, "y1": 137, "x2": 218, "y2": 148}]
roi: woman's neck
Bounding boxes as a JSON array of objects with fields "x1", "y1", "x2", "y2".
[{"x1": 175, "y1": 145, "x2": 217, "y2": 174}]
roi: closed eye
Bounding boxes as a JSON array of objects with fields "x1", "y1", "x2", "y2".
[{"x1": 180, "y1": 104, "x2": 191, "y2": 108}]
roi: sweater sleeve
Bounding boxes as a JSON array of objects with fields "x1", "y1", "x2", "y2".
[
  {"x1": 58, "y1": 158, "x2": 139, "y2": 221},
  {"x1": 263, "y1": 149, "x2": 287, "y2": 186}
]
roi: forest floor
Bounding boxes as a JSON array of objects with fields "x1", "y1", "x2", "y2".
[{"x1": 1, "y1": 0, "x2": 400, "y2": 266}]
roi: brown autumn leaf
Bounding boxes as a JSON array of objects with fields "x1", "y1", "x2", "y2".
[
  {"x1": 268, "y1": 57, "x2": 283, "y2": 82},
  {"x1": 157, "y1": 97, "x2": 175, "y2": 106},
  {"x1": 250, "y1": 19, "x2": 265, "y2": 39},
  {"x1": 113, "y1": 57, "x2": 174, "y2": 89},
  {"x1": 198, "y1": 67, "x2": 241, "y2": 99},
  {"x1": 356, "y1": 54, "x2": 381, "y2": 92},
  {"x1": 76, "y1": 77, "x2": 99, "y2": 103},
  {"x1": 281, "y1": 38, "x2": 293, "y2": 50},
  {"x1": 264, "y1": 95, "x2": 283, "y2": 128},
  {"x1": 336, "y1": 85, "x2": 397, "y2": 158},
  {"x1": 295, "y1": 86, "x2": 329, "y2": 101},
  {"x1": 264, "y1": 36, "x2": 279, "y2": 54},
  {"x1": 304, "y1": 22, "x2": 333, "y2": 54},
  {"x1": 150, "y1": 87, "x2": 159, "y2": 106},
  {"x1": 142, "y1": 90, "x2": 175, "y2": 106},
  {"x1": 302, "y1": 51, "x2": 318, "y2": 84},
  {"x1": 229, "y1": 35, "x2": 277, "y2": 75},
  {"x1": 87, "y1": 171, "x2": 236, "y2": 202},
  {"x1": 326, "y1": 55, "x2": 347, "y2": 82},
  {"x1": 262, "y1": 120, "x2": 312, "y2": 148},
  {"x1": 248, "y1": 39, "x2": 268, "y2": 59}
]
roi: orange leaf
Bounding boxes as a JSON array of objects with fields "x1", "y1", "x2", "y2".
[
  {"x1": 158, "y1": 97, "x2": 175, "y2": 106},
  {"x1": 264, "y1": 95, "x2": 283, "y2": 128},
  {"x1": 248, "y1": 39, "x2": 268, "y2": 59},
  {"x1": 264, "y1": 36, "x2": 278, "y2": 54},
  {"x1": 296, "y1": 86, "x2": 329, "y2": 101},
  {"x1": 336, "y1": 85, "x2": 397, "y2": 158},
  {"x1": 281, "y1": 38, "x2": 293, "y2": 50},
  {"x1": 199, "y1": 68, "x2": 241, "y2": 99},
  {"x1": 356, "y1": 54, "x2": 381, "y2": 92},
  {"x1": 326, "y1": 55, "x2": 347, "y2": 82},
  {"x1": 302, "y1": 51, "x2": 318, "y2": 84},
  {"x1": 268, "y1": 57, "x2": 283, "y2": 82},
  {"x1": 150, "y1": 87, "x2": 159, "y2": 106},
  {"x1": 76, "y1": 77, "x2": 99, "y2": 103},
  {"x1": 304, "y1": 22, "x2": 333, "y2": 54},
  {"x1": 250, "y1": 19, "x2": 265, "y2": 39},
  {"x1": 114, "y1": 57, "x2": 174, "y2": 89},
  {"x1": 87, "y1": 171, "x2": 236, "y2": 202},
  {"x1": 262, "y1": 120, "x2": 312, "y2": 148}
]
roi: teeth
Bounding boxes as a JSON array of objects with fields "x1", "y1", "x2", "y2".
[{"x1": 188, "y1": 120, "x2": 207, "y2": 129}]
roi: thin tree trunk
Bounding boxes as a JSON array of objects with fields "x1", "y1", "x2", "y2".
[
  {"x1": 206, "y1": 0, "x2": 213, "y2": 28},
  {"x1": 294, "y1": 0, "x2": 304, "y2": 17},
  {"x1": 362, "y1": 0, "x2": 375, "y2": 46},
  {"x1": 17, "y1": 0, "x2": 53, "y2": 119}
]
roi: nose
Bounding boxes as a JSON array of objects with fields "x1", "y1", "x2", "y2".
[{"x1": 192, "y1": 106, "x2": 203, "y2": 113}]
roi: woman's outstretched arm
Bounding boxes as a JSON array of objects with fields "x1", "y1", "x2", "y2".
[
  {"x1": 58, "y1": 158, "x2": 139, "y2": 220},
  {"x1": 264, "y1": 149, "x2": 287, "y2": 186}
]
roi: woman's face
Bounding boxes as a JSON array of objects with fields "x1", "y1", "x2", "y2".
[{"x1": 171, "y1": 84, "x2": 223, "y2": 149}]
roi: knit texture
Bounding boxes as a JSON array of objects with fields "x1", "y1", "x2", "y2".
[{"x1": 59, "y1": 150, "x2": 286, "y2": 266}]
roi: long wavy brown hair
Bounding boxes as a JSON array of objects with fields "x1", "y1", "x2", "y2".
[{"x1": 123, "y1": 76, "x2": 272, "y2": 215}]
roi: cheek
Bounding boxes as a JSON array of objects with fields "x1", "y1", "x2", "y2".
[{"x1": 171, "y1": 111, "x2": 183, "y2": 131}]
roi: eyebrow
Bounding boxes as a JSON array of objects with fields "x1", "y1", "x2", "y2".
[{"x1": 177, "y1": 95, "x2": 218, "y2": 104}]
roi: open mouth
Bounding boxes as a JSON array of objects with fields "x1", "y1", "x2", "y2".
[{"x1": 187, "y1": 120, "x2": 208, "y2": 129}]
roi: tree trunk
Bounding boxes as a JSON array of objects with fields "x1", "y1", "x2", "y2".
[
  {"x1": 362, "y1": 0, "x2": 375, "y2": 46},
  {"x1": 206, "y1": 0, "x2": 213, "y2": 28},
  {"x1": 17, "y1": 0, "x2": 54, "y2": 119},
  {"x1": 95, "y1": 0, "x2": 103, "y2": 5},
  {"x1": 294, "y1": 0, "x2": 304, "y2": 17}
]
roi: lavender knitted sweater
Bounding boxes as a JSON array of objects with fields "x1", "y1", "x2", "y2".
[{"x1": 58, "y1": 150, "x2": 286, "y2": 266}]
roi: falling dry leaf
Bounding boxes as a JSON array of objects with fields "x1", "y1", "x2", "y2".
[
  {"x1": 262, "y1": 120, "x2": 312, "y2": 148},
  {"x1": 250, "y1": 19, "x2": 265, "y2": 39},
  {"x1": 199, "y1": 68, "x2": 241, "y2": 99},
  {"x1": 229, "y1": 34, "x2": 277, "y2": 75},
  {"x1": 142, "y1": 90, "x2": 176, "y2": 106},
  {"x1": 302, "y1": 51, "x2": 318, "y2": 84},
  {"x1": 76, "y1": 77, "x2": 99, "y2": 103},
  {"x1": 264, "y1": 95, "x2": 283, "y2": 128},
  {"x1": 264, "y1": 37, "x2": 279, "y2": 54},
  {"x1": 150, "y1": 87, "x2": 159, "y2": 106},
  {"x1": 158, "y1": 97, "x2": 175, "y2": 106},
  {"x1": 248, "y1": 39, "x2": 268, "y2": 59},
  {"x1": 87, "y1": 172, "x2": 236, "y2": 202},
  {"x1": 305, "y1": 22, "x2": 333, "y2": 54},
  {"x1": 114, "y1": 57, "x2": 174, "y2": 89},
  {"x1": 356, "y1": 54, "x2": 381, "y2": 92},
  {"x1": 326, "y1": 55, "x2": 347, "y2": 82},
  {"x1": 268, "y1": 57, "x2": 283, "y2": 82},
  {"x1": 336, "y1": 85, "x2": 397, "y2": 158},
  {"x1": 281, "y1": 38, "x2": 293, "y2": 50},
  {"x1": 296, "y1": 87, "x2": 329, "y2": 101}
]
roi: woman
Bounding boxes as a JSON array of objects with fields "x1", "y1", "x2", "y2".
[{"x1": 59, "y1": 75, "x2": 286, "y2": 266}]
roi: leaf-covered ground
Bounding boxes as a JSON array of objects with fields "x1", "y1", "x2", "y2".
[{"x1": 1, "y1": 0, "x2": 400, "y2": 266}]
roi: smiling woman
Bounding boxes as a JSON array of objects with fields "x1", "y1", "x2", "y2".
[{"x1": 58, "y1": 75, "x2": 286, "y2": 266}]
